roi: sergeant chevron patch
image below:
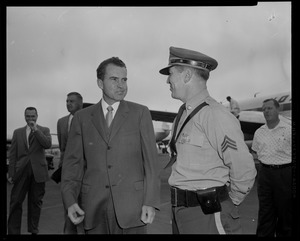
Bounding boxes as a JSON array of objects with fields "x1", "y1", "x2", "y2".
[{"x1": 221, "y1": 135, "x2": 237, "y2": 152}]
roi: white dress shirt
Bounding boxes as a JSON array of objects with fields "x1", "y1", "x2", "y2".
[{"x1": 101, "y1": 99, "x2": 120, "y2": 120}]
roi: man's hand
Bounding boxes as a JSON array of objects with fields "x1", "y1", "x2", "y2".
[
  {"x1": 28, "y1": 121, "x2": 37, "y2": 131},
  {"x1": 68, "y1": 203, "x2": 85, "y2": 225},
  {"x1": 140, "y1": 205, "x2": 156, "y2": 224}
]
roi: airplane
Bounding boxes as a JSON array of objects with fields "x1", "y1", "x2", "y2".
[
  {"x1": 149, "y1": 91, "x2": 291, "y2": 149},
  {"x1": 81, "y1": 91, "x2": 291, "y2": 150},
  {"x1": 7, "y1": 91, "x2": 290, "y2": 170},
  {"x1": 224, "y1": 91, "x2": 291, "y2": 140}
]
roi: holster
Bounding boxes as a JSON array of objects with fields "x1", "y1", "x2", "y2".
[{"x1": 196, "y1": 188, "x2": 222, "y2": 215}]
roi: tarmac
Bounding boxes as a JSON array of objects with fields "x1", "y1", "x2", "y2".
[{"x1": 5, "y1": 153, "x2": 259, "y2": 235}]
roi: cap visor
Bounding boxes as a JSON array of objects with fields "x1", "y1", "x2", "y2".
[{"x1": 159, "y1": 66, "x2": 170, "y2": 75}]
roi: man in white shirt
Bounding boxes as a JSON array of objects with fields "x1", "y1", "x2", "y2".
[{"x1": 252, "y1": 98, "x2": 292, "y2": 237}]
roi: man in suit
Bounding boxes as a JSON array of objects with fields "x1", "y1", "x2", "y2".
[
  {"x1": 56, "y1": 92, "x2": 83, "y2": 234},
  {"x1": 57, "y1": 92, "x2": 83, "y2": 169},
  {"x1": 61, "y1": 57, "x2": 160, "y2": 234},
  {"x1": 7, "y1": 107, "x2": 52, "y2": 234}
]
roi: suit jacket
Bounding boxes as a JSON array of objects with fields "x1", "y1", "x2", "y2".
[
  {"x1": 61, "y1": 100, "x2": 160, "y2": 229},
  {"x1": 57, "y1": 114, "x2": 71, "y2": 164},
  {"x1": 8, "y1": 125, "x2": 52, "y2": 183}
]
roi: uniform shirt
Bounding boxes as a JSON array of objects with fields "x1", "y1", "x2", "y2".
[
  {"x1": 252, "y1": 120, "x2": 291, "y2": 165},
  {"x1": 169, "y1": 88, "x2": 257, "y2": 205}
]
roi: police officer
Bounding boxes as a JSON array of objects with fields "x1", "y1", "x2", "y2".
[{"x1": 159, "y1": 46, "x2": 257, "y2": 234}]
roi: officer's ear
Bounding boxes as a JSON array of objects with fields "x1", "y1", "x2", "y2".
[{"x1": 184, "y1": 68, "x2": 193, "y2": 83}]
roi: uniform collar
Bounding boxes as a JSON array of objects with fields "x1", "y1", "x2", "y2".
[{"x1": 185, "y1": 88, "x2": 209, "y2": 112}]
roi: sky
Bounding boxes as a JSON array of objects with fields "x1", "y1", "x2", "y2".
[{"x1": 6, "y1": 3, "x2": 291, "y2": 140}]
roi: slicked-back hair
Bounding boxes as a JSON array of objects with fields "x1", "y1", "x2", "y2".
[
  {"x1": 25, "y1": 106, "x2": 38, "y2": 115},
  {"x1": 67, "y1": 92, "x2": 83, "y2": 102},
  {"x1": 96, "y1": 57, "x2": 126, "y2": 80},
  {"x1": 263, "y1": 98, "x2": 280, "y2": 109}
]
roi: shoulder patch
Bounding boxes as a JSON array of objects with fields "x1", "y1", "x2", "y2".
[{"x1": 221, "y1": 135, "x2": 237, "y2": 152}]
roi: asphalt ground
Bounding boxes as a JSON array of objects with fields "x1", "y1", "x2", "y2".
[{"x1": 5, "y1": 153, "x2": 259, "y2": 235}]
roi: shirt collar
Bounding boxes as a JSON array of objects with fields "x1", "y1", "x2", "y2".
[
  {"x1": 26, "y1": 125, "x2": 31, "y2": 131},
  {"x1": 263, "y1": 119, "x2": 289, "y2": 130},
  {"x1": 185, "y1": 88, "x2": 209, "y2": 112},
  {"x1": 101, "y1": 99, "x2": 120, "y2": 114}
]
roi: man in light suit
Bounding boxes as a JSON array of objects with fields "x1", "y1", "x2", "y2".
[
  {"x1": 61, "y1": 57, "x2": 160, "y2": 234},
  {"x1": 7, "y1": 107, "x2": 52, "y2": 234},
  {"x1": 56, "y1": 92, "x2": 83, "y2": 234}
]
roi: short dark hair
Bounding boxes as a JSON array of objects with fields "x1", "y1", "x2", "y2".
[
  {"x1": 175, "y1": 65, "x2": 210, "y2": 81},
  {"x1": 263, "y1": 98, "x2": 280, "y2": 108},
  {"x1": 96, "y1": 57, "x2": 126, "y2": 80},
  {"x1": 194, "y1": 68, "x2": 210, "y2": 81},
  {"x1": 25, "y1": 107, "x2": 38, "y2": 115},
  {"x1": 67, "y1": 92, "x2": 83, "y2": 102},
  {"x1": 226, "y1": 96, "x2": 231, "y2": 101}
]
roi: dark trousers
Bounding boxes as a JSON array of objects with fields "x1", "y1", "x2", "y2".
[
  {"x1": 256, "y1": 165, "x2": 292, "y2": 237},
  {"x1": 84, "y1": 192, "x2": 146, "y2": 234},
  {"x1": 171, "y1": 198, "x2": 242, "y2": 234},
  {"x1": 7, "y1": 162, "x2": 45, "y2": 234}
]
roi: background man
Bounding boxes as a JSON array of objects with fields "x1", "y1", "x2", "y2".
[
  {"x1": 56, "y1": 92, "x2": 83, "y2": 234},
  {"x1": 226, "y1": 96, "x2": 240, "y2": 118},
  {"x1": 7, "y1": 107, "x2": 52, "y2": 234},
  {"x1": 251, "y1": 98, "x2": 292, "y2": 237},
  {"x1": 61, "y1": 57, "x2": 160, "y2": 234}
]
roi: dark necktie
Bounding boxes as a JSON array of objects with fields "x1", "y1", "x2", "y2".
[
  {"x1": 28, "y1": 130, "x2": 34, "y2": 147},
  {"x1": 106, "y1": 106, "x2": 114, "y2": 128}
]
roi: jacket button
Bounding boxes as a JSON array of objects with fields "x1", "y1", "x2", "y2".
[
  {"x1": 107, "y1": 165, "x2": 112, "y2": 169},
  {"x1": 105, "y1": 185, "x2": 109, "y2": 188},
  {"x1": 107, "y1": 146, "x2": 111, "y2": 150}
]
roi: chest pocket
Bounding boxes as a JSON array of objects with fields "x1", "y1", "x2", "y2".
[{"x1": 178, "y1": 131, "x2": 204, "y2": 147}]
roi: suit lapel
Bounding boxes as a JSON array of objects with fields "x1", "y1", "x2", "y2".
[
  {"x1": 109, "y1": 100, "x2": 129, "y2": 141},
  {"x1": 91, "y1": 101, "x2": 109, "y2": 143}
]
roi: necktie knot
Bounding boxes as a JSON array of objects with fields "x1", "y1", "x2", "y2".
[
  {"x1": 107, "y1": 106, "x2": 113, "y2": 112},
  {"x1": 106, "y1": 106, "x2": 114, "y2": 128}
]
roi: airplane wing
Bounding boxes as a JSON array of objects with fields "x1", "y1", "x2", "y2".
[
  {"x1": 83, "y1": 103, "x2": 179, "y2": 123},
  {"x1": 238, "y1": 111, "x2": 265, "y2": 140},
  {"x1": 150, "y1": 110, "x2": 177, "y2": 123}
]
